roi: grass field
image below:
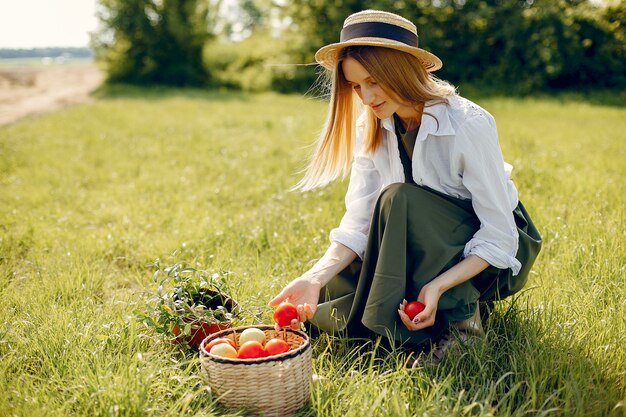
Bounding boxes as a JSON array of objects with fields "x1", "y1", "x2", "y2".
[{"x1": 0, "y1": 88, "x2": 624, "y2": 416}]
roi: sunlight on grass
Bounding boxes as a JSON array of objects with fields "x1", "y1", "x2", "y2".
[{"x1": 0, "y1": 90, "x2": 624, "y2": 416}]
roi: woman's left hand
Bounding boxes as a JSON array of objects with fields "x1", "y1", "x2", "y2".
[{"x1": 398, "y1": 282, "x2": 442, "y2": 331}]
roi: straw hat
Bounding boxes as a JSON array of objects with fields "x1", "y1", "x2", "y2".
[{"x1": 315, "y1": 10, "x2": 442, "y2": 72}]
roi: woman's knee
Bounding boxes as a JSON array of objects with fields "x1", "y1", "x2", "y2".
[
  {"x1": 379, "y1": 183, "x2": 416, "y2": 207},
  {"x1": 379, "y1": 183, "x2": 437, "y2": 209}
]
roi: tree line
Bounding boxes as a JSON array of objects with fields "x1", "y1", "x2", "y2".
[
  {"x1": 0, "y1": 47, "x2": 93, "y2": 59},
  {"x1": 91, "y1": 0, "x2": 626, "y2": 93}
]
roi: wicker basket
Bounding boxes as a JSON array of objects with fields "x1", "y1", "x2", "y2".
[{"x1": 199, "y1": 324, "x2": 312, "y2": 416}]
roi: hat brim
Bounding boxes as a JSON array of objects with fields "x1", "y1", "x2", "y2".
[{"x1": 315, "y1": 37, "x2": 443, "y2": 72}]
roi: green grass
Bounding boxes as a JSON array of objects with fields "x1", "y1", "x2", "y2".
[{"x1": 0, "y1": 88, "x2": 624, "y2": 416}]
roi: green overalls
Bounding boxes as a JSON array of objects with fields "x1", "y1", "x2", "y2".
[{"x1": 310, "y1": 115, "x2": 542, "y2": 346}]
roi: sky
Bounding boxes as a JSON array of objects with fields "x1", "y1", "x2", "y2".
[{"x1": 0, "y1": 0, "x2": 99, "y2": 48}]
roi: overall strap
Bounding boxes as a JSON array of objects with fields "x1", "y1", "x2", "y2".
[{"x1": 393, "y1": 113, "x2": 419, "y2": 185}]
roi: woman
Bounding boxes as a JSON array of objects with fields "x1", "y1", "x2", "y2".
[{"x1": 269, "y1": 10, "x2": 541, "y2": 358}]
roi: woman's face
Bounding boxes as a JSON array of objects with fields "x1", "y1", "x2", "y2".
[{"x1": 341, "y1": 56, "x2": 420, "y2": 123}]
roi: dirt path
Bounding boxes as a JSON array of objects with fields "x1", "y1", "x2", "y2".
[{"x1": 0, "y1": 62, "x2": 104, "y2": 126}]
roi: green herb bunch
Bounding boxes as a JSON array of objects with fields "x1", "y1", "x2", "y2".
[{"x1": 143, "y1": 259, "x2": 239, "y2": 341}]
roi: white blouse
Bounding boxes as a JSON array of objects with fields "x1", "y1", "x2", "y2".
[{"x1": 329, "y1": 95, "x2": 522, "y2": 275}]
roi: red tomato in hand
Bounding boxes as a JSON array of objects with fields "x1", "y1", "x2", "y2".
[
  {"x1": 204, "y1": 337, "x2": 236, "y2": 353},
  {"x1": 405, "y1": 301, "x2": 426, "y2": 320},
  {"x1": 265, "y1": 338, "x2": 290, "y2": 356},
  {"x1": 237, "y1": 341, "x2": 267, "y2": 359},
  {"x1": 273, "y1": 302, "x2": 299, "y2": 327}
]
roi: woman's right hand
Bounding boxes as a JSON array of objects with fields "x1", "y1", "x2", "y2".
[
  {"x1": 269, "y1": 242, "x2": 356, "y2": 330},
  {"x1": 268, "y1": 276, "x2": 322, "y2": 330}
]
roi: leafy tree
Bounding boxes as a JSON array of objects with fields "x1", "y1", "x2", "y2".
[
  {"x1": 92, "y1": 0, "x2": 215, "y2": 86},
  {"x1": 279, "y1": 0, "x2": 626, "y2": 92}
]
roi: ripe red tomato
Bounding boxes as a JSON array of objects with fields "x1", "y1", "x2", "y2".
[
  {"x1": 273, "y1": 302, "x2": 299, "y2": 327},
  {"x1": 237, "y1": 341, "x2": 267, "y2": 359},
  {"x1": 265, "y1": 338, "x2": 290, "y2": 356},
  {"x1": 405, "y1": 301, "x2": 426, "y2": 320},
  {"x1": 204, "y1": 337, "x2": 236, "y2": 353}
]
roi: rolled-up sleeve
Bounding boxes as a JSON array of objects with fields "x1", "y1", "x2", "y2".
[
  {"x1": 329, "y1": 134, "x2": 382, "y2": 259},
  {"x1": 457, "y1": 113, "x2": 522, "y2": 275}
]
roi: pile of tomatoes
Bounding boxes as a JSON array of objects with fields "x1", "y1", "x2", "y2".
[{"x1": 204, "y1": 302, "x2": 299, "y2": 359}]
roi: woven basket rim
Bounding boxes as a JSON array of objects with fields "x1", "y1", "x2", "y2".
[{"x1": 200, "y1": 324, "x2": 310, "y2": 365}]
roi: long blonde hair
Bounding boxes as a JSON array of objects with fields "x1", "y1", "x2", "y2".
[{"x1": 295, "y1": 46, "x2": 456, "y2": 191}]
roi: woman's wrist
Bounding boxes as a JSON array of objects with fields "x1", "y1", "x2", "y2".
[
  {"x1": 423, "y1": 279, "x2": 447, "y2": 298},
  {"x1": 303, "y1": 242, "x2": 357, "y2": 287},
  {"x1": 301, "y1": 270, "x2": 330, "y2": 288}
]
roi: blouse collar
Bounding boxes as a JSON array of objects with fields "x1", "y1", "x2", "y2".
[{"x1": 380, "y1": 98, "x2": 456, "y2": 141}]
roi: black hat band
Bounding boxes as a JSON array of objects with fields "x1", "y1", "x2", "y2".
[{"x1": 340, "y1": 21, "x2": 419, "y2": 47}]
